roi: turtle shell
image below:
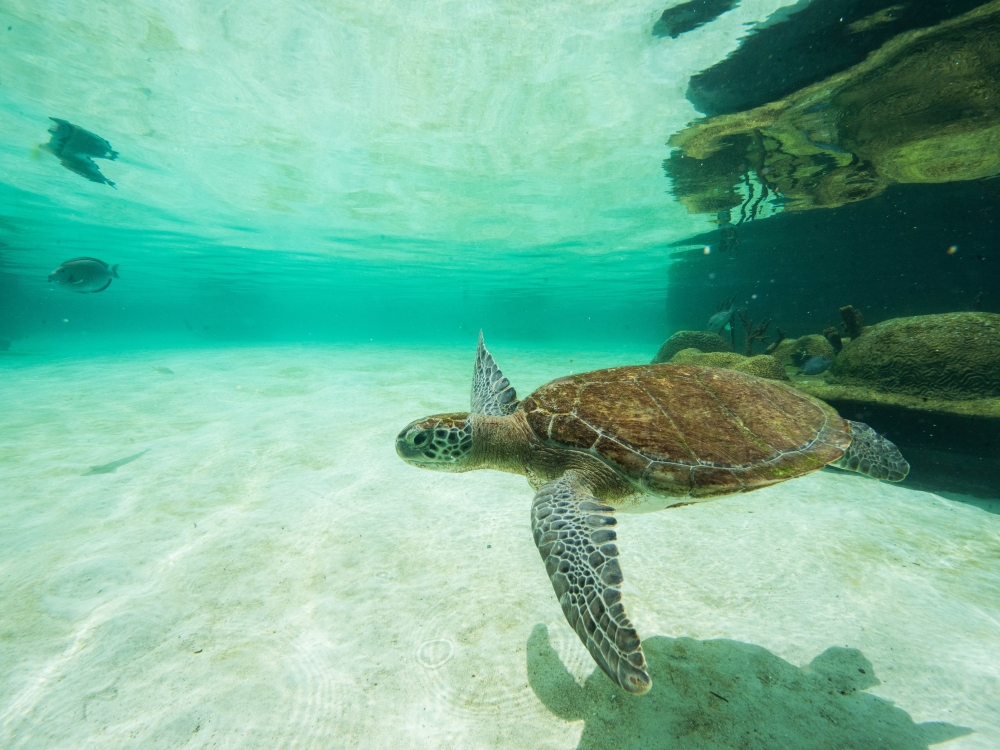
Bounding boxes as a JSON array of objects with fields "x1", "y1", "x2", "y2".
[{"x1": 519, "y1": 364, "x2": 851, "y2": 498}]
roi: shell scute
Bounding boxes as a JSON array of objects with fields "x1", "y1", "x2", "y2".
[
  {"x1": 644, "y1": 462, "x2": 692, "y2": 496},
  {"x1": 592, "y1": 437, "x2": 650, "y2": 480},
  {"x1": 534, "y1": 376, "x2": 581, "y2": 413},
  {"x1": 689, "y1": 466, "x2": 742, "y2": 497},
  {"x1": 577, "y1": 380, "x2": 697, "y2": 463},
  {"x1": 699, "y1": 370, "x2": 824, "y2": 451},
  {"x1": 640, "y1": 370, "x2": 773, "y2": 465},
  {"x1": 551, "y1": 414, "x2": 599, "y2": 450},
  {"x1": 522, "y1": 396, "x2": 554, "y2": 439}
]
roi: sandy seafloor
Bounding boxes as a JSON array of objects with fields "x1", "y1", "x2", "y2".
[{"x1": 1, "y1": 343, "x2": 998, "y2": 750}]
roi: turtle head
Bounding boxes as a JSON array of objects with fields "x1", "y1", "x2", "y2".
[{"x1": 396, "y1": 413, "x2": 475, "y2": 472}]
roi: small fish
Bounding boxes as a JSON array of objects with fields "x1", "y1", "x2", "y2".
[
  {"x1": 708, "y1": 307, "x2": 734, "y2": 333},
  {"x1": 48, "y1": 257, "x2": 119, "y2": 293},
  {"x1": 42, "y1": 118, "x2": 118, "y2": 187},
  {"x1": 797, "y1": 356, "x2": 833, "y2": 375},
  {"x1": 798, "y1": 129, "x2": 850, "y2": 154},
  {"x1": 152, "y1": 366, "x2": 174, "y2": 375},
  {"x1": 82, "y1": 449, "x2": 149, "y2": 475}
]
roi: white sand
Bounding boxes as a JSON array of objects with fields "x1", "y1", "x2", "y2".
[{"x1": 1, "y1": 345, "x2": 998, "y2": 749}]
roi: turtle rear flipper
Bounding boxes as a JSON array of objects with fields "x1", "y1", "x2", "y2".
[
  {"x1": 830, "y1": 421, "x2": 909, "y2": 482},
  {"x1": 531, "y1": 472, "x2": 651, "y2": 695}
]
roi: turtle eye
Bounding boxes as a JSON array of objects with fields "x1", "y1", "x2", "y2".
[{"x1": 413, "y1": 432, "x2": 428, "y2": 446}]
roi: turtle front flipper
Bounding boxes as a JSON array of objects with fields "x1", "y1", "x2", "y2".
[
  {"x1": 530, "y1": 473, "x2": 651, "y2": 695},
  {"x1": 830, "y1": 420, "x2": 910, "y2": 481},
  {"x1": 471, "y1": 331, "x2": 519, "y2": 416}
]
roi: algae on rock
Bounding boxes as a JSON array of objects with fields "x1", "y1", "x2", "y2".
[
  {"x1": 669, "y1": 348, "x2": 789, "y2": 381},
  {"x1": 826, "y1": 312, "x2": 1000, "y2": 400},
  {"x1": 772, "y1": 335, "x2": 837, "y2": 367},
  {"x1": 652, "y1": 331, "x2": 732, "y2": 364}
]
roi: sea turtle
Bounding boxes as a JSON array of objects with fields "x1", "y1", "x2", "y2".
[{"x1": 395, "y1": 333, "x2": 909, "y2": 695}]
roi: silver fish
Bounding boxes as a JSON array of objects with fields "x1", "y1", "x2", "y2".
[
  {"x1": 707, "y1": 307, "x2": 734, "y2": 333},
  {"x1": 48, "y1": 257, "x2": 119, "y2": 293}
]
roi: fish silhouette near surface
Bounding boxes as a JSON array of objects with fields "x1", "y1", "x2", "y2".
[
  {"x1": 798, "y1": 356, "x2": 833, "y2": 375},
  {"x1": 42, "y1": 118, "x2": 118, "y2": 187},
  {"x1": 653, "y1": 0, "x2": 738, "y2": 38},
  {"x1": 82, "y1": 449, "x2": 149, "y2": 476},
  {"x1": 48, "y1": 257, "x2": 120, "y2": 293}
]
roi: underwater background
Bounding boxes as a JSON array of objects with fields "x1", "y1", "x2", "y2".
[{"x1": 2, "y1": 0, "x2": 999, "y2": 748}]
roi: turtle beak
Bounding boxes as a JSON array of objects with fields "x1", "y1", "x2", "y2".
[{"x1": 395, "y1": 434, "x2": 419, "y2": 461}]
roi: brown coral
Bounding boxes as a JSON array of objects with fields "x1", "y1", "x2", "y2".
[
  {"x1": 839, "y1": 305, "x2": 867, "y2": 340},
  {"x1": 738, "y1": 309, "x2": 771, "y2": 356},
  {"x1": 823, "y1": 327, "x2": 843, "y2": 353},
  {"x1": 764, "y1": 327, "x2": 787, "y2": 355}
]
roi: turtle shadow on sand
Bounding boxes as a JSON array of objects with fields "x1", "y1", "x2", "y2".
[{"x1": 527, "y1": 625, "x2": 970, "y2": 750}]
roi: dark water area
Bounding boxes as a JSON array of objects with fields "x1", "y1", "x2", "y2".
[{"x1": 665, "y1": 178, "x2": 1000, "y2": 334}]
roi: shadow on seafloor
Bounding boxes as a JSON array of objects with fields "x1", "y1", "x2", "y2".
[{"x1": 527, "y1": 624, "x2": 971, "y2": 749}]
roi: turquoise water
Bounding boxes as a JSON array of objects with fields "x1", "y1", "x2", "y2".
[
  {"x1": 0, "y1": 0, "x2": 722, "y2": 348},
  {"x1": 3, "y1": 2, "x2": 1000, "y2": 748}
]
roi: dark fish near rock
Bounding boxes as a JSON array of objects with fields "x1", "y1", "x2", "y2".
[
  {"x1": 82, "y1": 449, "x2": 149, "y2": 475},
  {"x1": 708, "y1": 307, "x2": 734, "y2": 333},
  {"x1": 798, "y1": 356, "x2": 833, "y2": 375},
  {"x1": 42, "y1": 118, "x2": 118, "y2": 187},
  {"x1": 653, "y1": 0, "x2": 738, "y2": 38},
  {"x1": 48, "y1": 257, "x2": 119, "y2": 293}
]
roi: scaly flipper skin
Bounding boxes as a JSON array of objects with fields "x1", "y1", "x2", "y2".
[
  {"x1": 530, "y1": 472, "x2": 651, "y2": 694},
  {"x1": 471, "y1": 330, "x2": 519, "y2": 416},
  {"x1": 830, "y1": 420, "x2": 909, "y2": 481}
]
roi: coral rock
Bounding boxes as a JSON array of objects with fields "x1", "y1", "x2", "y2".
[
  {"x1": 771, "y1": 335, "x2": 837, "y2": 367},
  {"x1": 652, "y1": 331, "x2": 732, "y2": 364},
  {"x1": 668, "y1": 348, "x2": 789, "y2": 381},
  {"x1": 827, "y1": 313, "x2": 1000, "y2": 400}
]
